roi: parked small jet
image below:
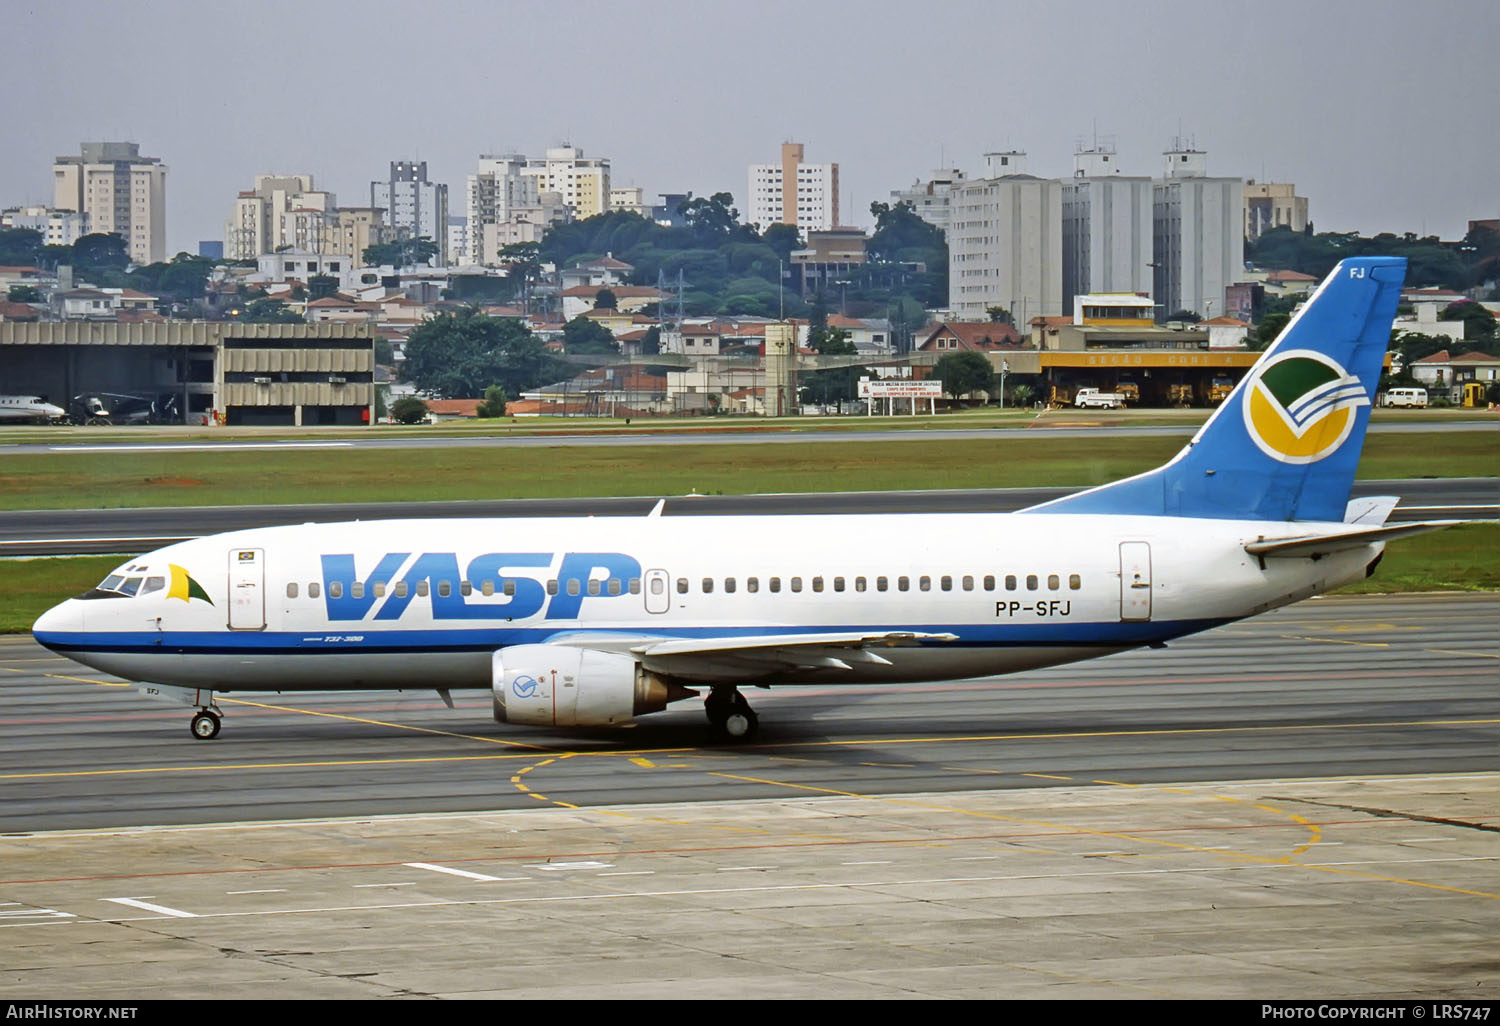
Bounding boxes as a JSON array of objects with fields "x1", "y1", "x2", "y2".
[
  {"x1": 33, "y1": 257, "x2": 1456, "y2": 742},
  {"x1": 0, "y1": 395, "x2": 65, "y2": 424}
]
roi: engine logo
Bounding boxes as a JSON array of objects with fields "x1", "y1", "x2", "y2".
[
  {"x1": 1242, "y1": 348, "x2": 1369, "y2": 464},
  {"x1": 511, "y1": 674, "x2": 539, "y2": 699}
]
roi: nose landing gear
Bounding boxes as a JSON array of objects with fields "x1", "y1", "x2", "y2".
[
  {"x1": 190, "y1": 708, "x2": 222, "y2": 740},
  {"x1": 705, "y1": 687, "x2": 759, "y2": 743}
]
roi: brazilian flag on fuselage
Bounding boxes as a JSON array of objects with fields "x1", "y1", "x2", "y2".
[{"x1": 168, "y1": 564, "x2": 213, "y2": 605}]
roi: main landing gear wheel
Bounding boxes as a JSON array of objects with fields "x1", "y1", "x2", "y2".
[
  {"x1": 705, "y1": 688, "x2": 759, "y2": 744},
  {"x1": 190, "y1": 710, "x2": 221, "y2": 741}
]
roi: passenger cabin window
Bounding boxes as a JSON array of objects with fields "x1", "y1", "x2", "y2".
[
  {"x1": 481, "y1": 579, "x2": 495, "y2": 597},
  {"x1": 1048, "y1": 574, "x2": 1060, "y2": 591},
  {"x1": 548, "y1": 580, "x2": 560, "y2": 596},
  {"x1": 1026, "y1": 575, "x2": 1038, "y2": 591},
  {"x1": 286, "y1": 582, "x2": 298, "y2": 599},
  {"x1": 309, "y1": 582, "x2": 321, "y2": 598},
  {"x1": 1069, "y1": 574, "x2": 1082, "y2": 590},
  {"x1": 629, "y1": 578, "x2": 641, "y2": 595},
  {"x1": 417, "y1": 580, "x2": 430, "y2": 598},
  {"x1": 812, "y1": 576, "x2": 823, "y2": 593},
  {"x1": 747, "y1": 577, "x2": 759, "y2": 593},
  {"x1": 833, "y1": 577, "x2": 845, "y2": 592},
  {"x1": 769, "y1": 577, "x2": 781, "y2": 593},
  {"x1": 374, "y1": 581, "x2": 387, "y2": 598},
  {"x1": 724, "y1": 578, "x2": 736, "y2": 594},
  {"x1": 567, "y1": 579, "x2": 580, "y2": 597},
  {"x1": 608, "y1": 579, "x2": 621, "y2": 596},
  {"x1": 855, "y1": 577, "x2": 866, "y2": 592},
  {"x1": 701, "y1": 578, "x2": 714, "y2": 594},
  {"x1": 676, "y1": 578, "x2": 688, "y2": 594},
  {"x1": 351, "y1": 582, "x2": 365, "y2": 599},
  {"x1": 898, "y1": 576, "x2": 909, "y2": 592},
  {"x1": 393, "y1": 581, "x2": 406, "y2": 598},
  {"x1": 1005, "y1": 575, "x2": 1017, "y2": 591},
  {"x1": 790, "y1": 577, "x2": 803, "y2": 593},
  {"x1": 587, "y1": 579, "x2": 600, "y2": 596},
  {"x1": 460, "y1": 581, "x2": 473, "y2": 597},
  {"x1": 649, "y1": 577, "x2": 663, "y2": 595},
  {"x1": 438, "y1": 581, "x2": 452, "y2": 598},
  {"x1": 504, "y1": 580, "x2": 516, "y2": 597},
  {"x1": 941, "y1": 576, "x2": 952, "y2": 591},
  {"x1": 329, "y1": 582, "x2": 343, "y2": 599},
  {"x1": 877, "y1": 576, "x2": 888, "y2": 592},
  {"x1": 984, "y1": 575, "x2": 995, "y2": 591}
]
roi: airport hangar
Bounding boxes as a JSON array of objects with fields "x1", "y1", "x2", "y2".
[{"x1": 0, "y1": 321, "x2": 376, "y2": 426}]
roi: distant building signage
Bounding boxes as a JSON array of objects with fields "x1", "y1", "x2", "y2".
[{"x1": 860, "y1": 380, "x2": 943, "y2": 399}]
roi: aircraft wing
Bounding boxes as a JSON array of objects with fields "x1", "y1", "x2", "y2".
[
  {"x1": 1244, "y1": 521, "x2": 1463, "y2": 559},
  {"x1": 542, "y1": 630, "x2": 958, "y2": 679}
]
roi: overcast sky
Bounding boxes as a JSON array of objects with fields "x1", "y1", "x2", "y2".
[{"x1": 6, "y1": 0, "x2": 1496, "y2": 256}]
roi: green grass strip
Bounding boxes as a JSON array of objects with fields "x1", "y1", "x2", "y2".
[{"x1": 0, "y1": 431, "x2": 1493, "y2": 511}]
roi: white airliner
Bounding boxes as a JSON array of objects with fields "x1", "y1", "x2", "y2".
[
  {"x1": 33, "y1": 256, "x2": 1455, "y2": 742},
  {"x1": 0, "y1": 395, "x2": 65, "y2": 423}
]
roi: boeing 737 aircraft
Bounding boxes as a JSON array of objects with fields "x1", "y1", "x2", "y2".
[{"x1": 33, "y1": 256, "x2": 1456, "y2": 742}]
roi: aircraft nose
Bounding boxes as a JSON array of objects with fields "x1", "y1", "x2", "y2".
[{"x1": 32, "y1": 599, "x2": 83, "y2": 647}]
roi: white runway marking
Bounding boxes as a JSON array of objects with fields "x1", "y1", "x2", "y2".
[
  {"x1": 405, "y1": 862, "x2": 511, "y2": 882},
  {"x1": 103, "y1": 897, "x2": 197, "y2": 918}
]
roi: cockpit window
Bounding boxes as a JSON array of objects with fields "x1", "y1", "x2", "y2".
[
  {"x1": 140, "y1": 576, "x2": 165, "y2": 596},
  {"x1": 100, "y1": 575, "x2": 125, "y2": 592},
  {"x1": 118, "y1": 577, "x2": 143, "y2": 597}
]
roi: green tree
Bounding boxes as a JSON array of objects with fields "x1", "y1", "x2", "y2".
[
  {"x1": 391, "y1": 397, "x2": 429, "y2": 424},
  {"x1": 0, "y1": 227, "x2": 43, "y2": 267},
  {"x1": 72, "y1": 233, "x2": 130, "y2": 273},
  {"x1": 760, "y1": 223, "x2": 802, "y2": 263},
  {"x1": 594, "y1": 287, "x2": 617, "y2": 310},
  {"x1": 476, "y1": 384, "x2": 508, "y2": 418},
  {"x1": 7, "y1": 285, "x2": 41, "y2": 302},
  {"x1": 935, "y1": 351, "x2": 995, "y2": 398},
  {"x1": 1252, "y1": 312, "x2": 1291, "y2": 350},
  {"x1": 402, "y1": 308, "x2": 563, "y2": 398},
  {"x1": 363, "y1": 237, "x2": 439, "y2": 268},
  {"x1": 234, "y1": 297, "x2": 304, "y2": 323},
  {"x1": 1166, "y1": 309, "x2": 1203, "y2": 323},
  {"x1": 562, "y1": 315, "x2": 619, "y2": 356},
  {"x1": 499, "y1": 242, "x2": 542, "y2": 312},
  {"x1": 307, "y1": 275, "x2": 339, "y2": 300},
  {"x1": 985, "y1": 305, "x2": 1013, "y2": 325},
  {"x1": 1441, "y1": 301, "x2": 1496, "y2": 340}
]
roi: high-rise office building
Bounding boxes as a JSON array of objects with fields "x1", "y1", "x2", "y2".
[
  {"x1": 372, "y1": 160, "x2": 449, "y2": 265},
  {"x1": 53, "y1": 142, "x2": 167, "y2": 264},
  {"x1": 1152, "y1": 143, "x2": 1244, "y2": 319},
  {"x1": 748, "y1": 143, "x2": 840, "y2": 234}
]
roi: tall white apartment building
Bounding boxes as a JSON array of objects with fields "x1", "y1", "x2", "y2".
[
  {"x1": 890, "y1": 168, "x2": 967, "y2": 235},
  {"x1": 224, "y1": 174, "x2": 319, "y2": 259},
  {"x1": 53, "y1": 142, "x2": 168, "y2": 264},
  {"x1": 1152, "y1": 144, "x2": 1244, "y2": 319},
  {"x1": 523, "y1": 146, "x2": 610, "y2": 220},
  {"x1": 947, "y1": 152, "x2": 1063, "y2": 322},
  {"x1": 1061, "y1": 144, "x2": 1154, "y2": 313},
  {"x1": 747, "y1": 142, "x2": 840, "y2": 234},
  {"x1": 466, "y1": 154, "x2": 568, "y2": 265},
  {"x1": 371, "y1": 160, "x2": 449, "y2": 265}
]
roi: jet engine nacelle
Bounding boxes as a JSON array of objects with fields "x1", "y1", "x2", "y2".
[{"x1": 492, "y1": 644, "x2": 695, "y2": 727}]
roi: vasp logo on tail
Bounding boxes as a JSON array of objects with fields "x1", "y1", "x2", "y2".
[{"x1": 1242, "y1": 348, "x2": 1370, "y2": 464}]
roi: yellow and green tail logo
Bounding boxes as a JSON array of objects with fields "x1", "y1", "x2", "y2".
[
  {"x1": 167, "y1": 564, "x2": 213, "y2": 605},
  {"x1": 1242, "y1": 349, "x2": 1369, "y2": 464}
]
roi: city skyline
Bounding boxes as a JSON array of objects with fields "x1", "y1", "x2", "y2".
[{"x1": 4, "y1": 0, "x2": 1496, "y2": 257}]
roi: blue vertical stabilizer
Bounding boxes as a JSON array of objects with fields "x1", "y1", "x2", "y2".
[{"x1": 1025, "y1": 256, "x2": 1407, "y2": 522}]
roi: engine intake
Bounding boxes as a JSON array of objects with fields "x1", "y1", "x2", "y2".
[{"x1": 492, "y1": 644, "x2": 695, "y2": 727}]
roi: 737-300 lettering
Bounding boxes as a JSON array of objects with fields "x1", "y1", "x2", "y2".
[{"x1": 996, "y1": 601, "x2": 1072, "y2": 617}]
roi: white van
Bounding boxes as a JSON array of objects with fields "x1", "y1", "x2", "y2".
[{"x1": 1381, "y1": 387, "x2": 1428, "y2": 408}]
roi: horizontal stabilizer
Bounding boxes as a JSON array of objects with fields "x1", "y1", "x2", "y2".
[
  {"x1": 1343, "y1": 496, "x2": 1400, "y2": 525},
  {"x1": 1245, "y1": 520, "x2": 1463, "y2": 559}
]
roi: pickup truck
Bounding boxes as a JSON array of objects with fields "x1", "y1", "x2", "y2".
[{"x1": 1073, "y1": 387, "x2": 1126, "y2": 409}]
